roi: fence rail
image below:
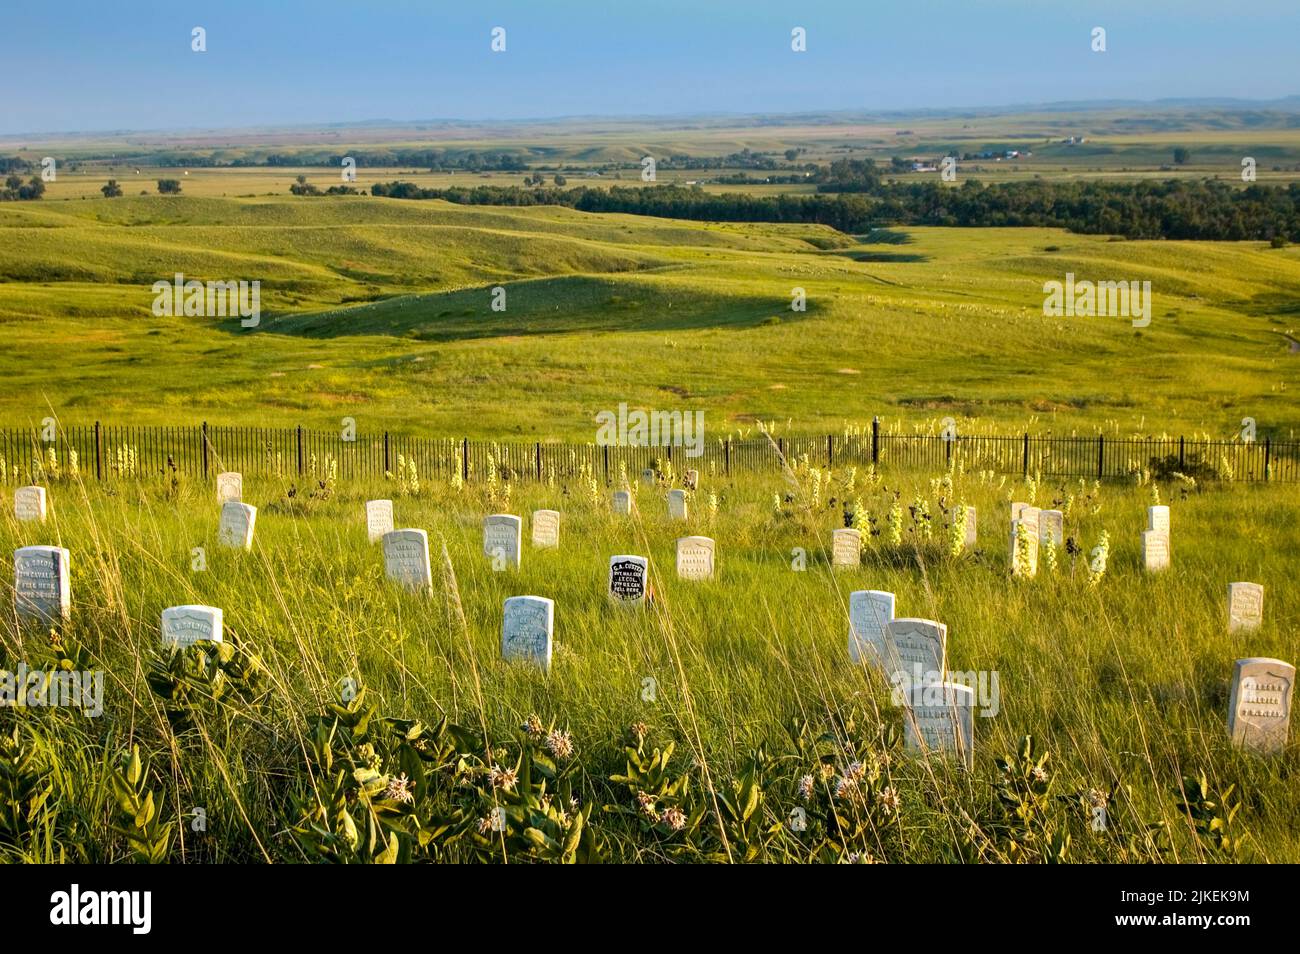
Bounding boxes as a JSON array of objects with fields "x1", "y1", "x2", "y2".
[{"x1": 0, "y1": 421, "x2": 1294, "y2": 485}]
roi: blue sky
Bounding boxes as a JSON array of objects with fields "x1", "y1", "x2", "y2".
[{"x1": 2, "y1": 0, "x2": 1297, "y2": 134}]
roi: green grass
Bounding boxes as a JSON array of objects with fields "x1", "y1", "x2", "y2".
[{"x1": 1, "y1": 459, "x2": 1295, "y2": 862}]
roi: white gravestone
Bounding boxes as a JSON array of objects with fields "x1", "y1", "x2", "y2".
[
  {"x1": 640, "y1": 468, "x2": 656, "y2": 487},
  {"x1": 383, "y1": 529, "x2": 432, "y2": 592},
  {"x1": 612, "y1": 490, "x2": 632, "y2": 515},
  {"x1": 676, "y1": 536, "x2": 715, "y2": 581},
  {"x1": 502, "y1": 596, "x2": 554, "y2": 672},
  {"x1": 1228, "y1": 657, "x2": 1294, "y2": 755},
  {"x1": 13, "y1": 545, "x2": 70, "y2": 622},
  {"x1": 483, "y1": 514, "x2": 522, "y2": 569},
  {"x1": 1039, "y1": 510, "x2": 1064, "y2": 547},
  {"x1": 532, "y1": 509, "x2": 560, "y2": 549},
  {"x1": 14, "y1": 486, "x2": 47, "y2": 523},
  {"x1": 1142, "y1": 529, "x2": 1170, "y2": 572},
  {"x1": 849, "y1": 590, "x2": 895, "y2": 666},
  {"x1": 1011, "y1": 501, "x2": 1030, "y2": 521},
  {"x1": 667, "y1": 489, "x2": 688, "y2": 521},
  {"x1": 963, "y1": 506, "x2": 977, "y2": 549},
  {"x1": 884, "y1": 618, "x2": 947, "y2": 685},
  {"x1": 905, "y1": 681, "x2": 976, "y2": 769},
  {"x1": 161, "y1": 605, "x2": 224, "y2": 648},
  {"x1": 366, "y1": 500, "x2": 394, "y2": 545},
  {"x1": 1227, "y1": 582, "x2": 1264, "y2": 633},
  {"x1": 1147, "y1": 505, "x2": 1170, "y2": 535},
  {"x1": 831, "y1": 528, "x2": 861, "y2": 569},
  {"x1": 683, "y1": 469, "x2": 699, "y2": 491},
  {"x1": 218, "y1": 501, "x2": 256, "y2": 550},
  {"x1": 1009, "y1": 519, "x2": 1039, "y2": 577},
  {"x1": 609, "y1": 555, "x2": 650, "y2": 605},
  {"x1": 1017, "y1": 506, "x2": 1040, "y2": 539},
  {"x1": 215, "y1": 471, "x2": 243, "y2": 504}
]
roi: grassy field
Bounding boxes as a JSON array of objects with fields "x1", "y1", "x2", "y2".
[
  {"x1": 1, "y1": 456, "x2": 1296, "y2": 862},
  {"x1": 1, "y1": 194, "x2": 1298, "y2": 442}
]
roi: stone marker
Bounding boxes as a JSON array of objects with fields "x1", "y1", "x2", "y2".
[
  {"x1": 218, "y1": 501, "x2": 256, "y2": 550},
  {"x1": 963, "y1": 506, "x2": 977, "y2": 549},
  {"x1": 1228, "y1": 657, "x2": 1294, "y2": 754},
  {"x1": 483, "y1": 514, "x2": 522, "y2": 569},
  {"x1": 609, "y1": 555, "x2": 650, "y2": 605},
  {"x1": 216, "y1": 471, "x2": 243, "y2": 504},
  {"x1": 1142, "y1": 529, "x2": 1170, "y2": 572},
  {"x1": 365, "y1": 500, "x2": 394, "y2": 544},
  {"x1": 161, "y1": 605, "x2": 224, "y2": 647},
  {"x1": 1018, "y1": 506, "x2": 1040, "y2": 539},
  {"x1": 640, "y1": 468, "x2": 656, "y2": 487},
  {"x1": 14, "y1": 486, "x2": 47, "y2": 523},
  {"x1": 13, "y1": 545, "x2": 71, "y2": 623},
  {"x1": 904, "y1": 681, "x2": 976, "y2": 769},
  {"x1": 502, "y1": 596, "x2": 554, "y2": 671},
  {"x1": 683, "y1": 469, "x2": 699, "y2": 491},
  {"x1": 1147, "y1": 505, "x2": 1170, "y2": 535},
  {"x1": 382, "y1": 528, "x2": 432, "y2": 592},
  {"x1": 1227, "y1": 582, "x2": 1264, "y2": 633},
  {"x1": 831, "y1": 528, "x2": 861, "y2": 568},
  {"x1": 1011, "y1": 501, "x2": 1030, "y2": 521},
  {"x1": 849, "y1": 590, "x2": 895, "y2": 665},
  {"x1": 1039, "y1": 509, "x2": 1064, "y2": 547},
  {"x1": 667, "y1": 489, "x2": 688, "y2": 521},
  {"x1": 1009, "y1": 519, "x2": 1039, "y2": 577},
  {"x1": 532, "y1": 509, "x2": 560, "y2": 548},
  {"x1": 612, "y1": 490, "x2": 632, "y2": 515},
  {"x1": 884, "y1": 617, "x2": 947, "y2": 683},
  {"x1": 676, "y1": 536, "x2": 715, "y2": 580}
]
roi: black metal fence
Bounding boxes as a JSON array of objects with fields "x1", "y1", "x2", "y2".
[{"x1": 0, "y1": 421, "x2": 1294, "y2": 485}]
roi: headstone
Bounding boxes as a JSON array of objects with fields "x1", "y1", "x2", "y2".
[
  {"x1": 884, "y1": 618, "x2": 947, "y2": 683},
  {"x1": 531, "y1": 509, "x2": 560, "y2": 548},
  {"x1": 13, "y1": 545, "x2": 70, "y2": 623},
  {"x1": 1228, "y1": 657, "x2": 1294, "y2": 755},
  {"x1": 609, "y1": 555, "x2": 650, "y2": 605},
  {"x1": 161, "y1": 605, "x2": 224, "y2": 647},
  {"x1": 1017, "y1": 506, "x2": 1041, "y2": 540},
  {"x1": 365, "y1": 500, "x2": 394, "y2": 544},
  {"x1": 904, "y1": 681, "x2": 976, "y2": 769},
  {"x1": 218, "y1": 501, "x2": 256, "y2": 550},
  {"x1": 216, "y1": 471, "x2": 243, "y2": 504},
  {"x1": 1227, "y1": 582, "x2": 1264, "y2": 633},
  {"x1": 14, "y1": 486, "x2": 47, "y2": 523},
  {"x1": 1009, "y1": 519, "x2": 1039, "y2": 577},
  {"x1": 1039, "y1": 509, "x2": 1064, "y2": 547},
  {"x1": 612, "y1": 490, "x2": 632, "y2": 515},
  {"x1": 831, "y1": 528, "x2": 861, "y2": 569},
  {"x1": 683, "y1": 469, "x2": 699, "y2": 491},
  {"x1": 1142, "y1": 529, "x2": 1170, "y2": 572},
  {"x1": 1011, "y1": 501, "x2": 1030, "y2": 521},
  {"x1": 382, "y1": 528, "x2": 432, "y2": 592},
  {"x1": 640, "y1": 468, "x2": 656, "y2": 487},
  {"x1": 483, "y1": 514, "x2": 522, "y2": 569},
  {"x1": 667, "y1": 489, "x2": 688, "y2": 521},
  {"x1": 502, "y1": 596, "x2": 554, "y2": 671},
  {"x1": 849, "y1": 590, "x2": 895, "y2": 665},
  {"x1": 676, "y1": 536, "x2": 715, "y2": 580},
  {"x1": 963, "y1": 506, "x2": 977, "y2": 549},
  {"x1": 1147, "y1": 505, "x2": 1170, "y2": 535}
]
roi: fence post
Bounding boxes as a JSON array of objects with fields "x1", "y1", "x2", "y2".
[
  {"x1": 871, "y1": 417, "x2": 880, "y2": 465},
  {"x1": 1097, "y1": 434, "x2": 1104, "y2": 480},
  {"x1": 827, "y1": 434, "x2": 834, "y2": 467},
  {"x1": 383, "y1": 432, "x2": 390, "y2": 474},
  {"x1": 1178, "y1": 436, "x2": 1185, "y2": 470},
  {"x1": 94, "y1": 421, "x2": 102, "y2": 481},
  {"x1": 945, "y1": 435, "x2": 952, "y2": 466},
  {"x1": 1022, "y1": 433, "x2": 1030, "y2": 477},
  {"x1": 296, "y1": 425, "x2": 304, "y2": 476},
  {"x1": 777, "y1": 436, "x2": 784, "y2": 459},
  {"x1": 462, "y1": 438, "x2": 469, "y2": 484},
  {"x1": 1264, "y1": 438, "x2": 1271, "y2": 482},
  {"x1": 535, "y1": 441, "x2": 542, "y2": 481},
  {"x1": 201, "y1": 422, "x2": 209, "y2": 479},
  {"x1": 602, "y1": 444, "x2": 609, "y2": 484},
  {"x1": 725, "y1": 438, "x2": 731, "y2": 476}
]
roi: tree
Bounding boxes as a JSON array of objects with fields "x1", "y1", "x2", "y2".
[
  {"x1": 553, "y1": 174, "x2": 567, "y2": 186},
  {"x1": 1173, "y1": 147, "x2": 1191, "y2": 165},
  {"x1": 157, "y1": 179, "x2": 182, "y2": 194},
  {"x1": 784, "y1": 149, "x2": 799, "y2": 162},
  {"x1": 101, "y1": 179, "x2": 123, "y2": 198}
]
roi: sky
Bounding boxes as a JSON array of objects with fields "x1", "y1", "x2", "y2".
[{"x1": 2, "y1": 0, "x2": 1298, "y2": 135}]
